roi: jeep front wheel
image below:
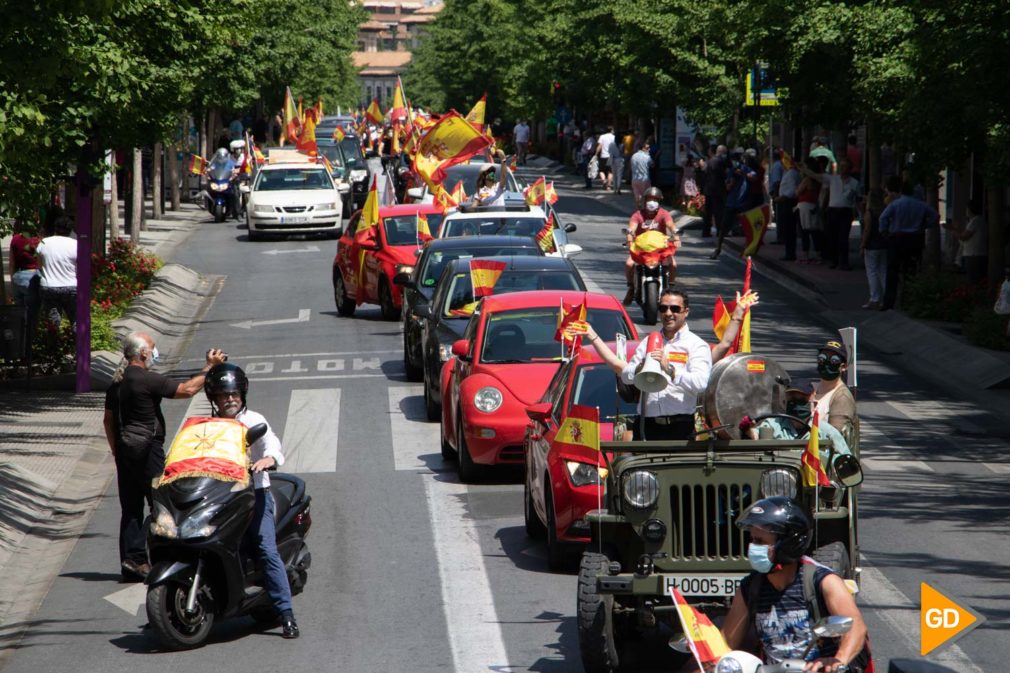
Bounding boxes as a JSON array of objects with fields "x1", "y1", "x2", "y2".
[
  {"x1": 577, "y1": 551, "x2": 620, "y2": 673},
  {"x1": 812, "y1": 541, "x2": 851, "y2": 578}
]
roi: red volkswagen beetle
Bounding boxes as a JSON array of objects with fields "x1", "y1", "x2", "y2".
[
  {"x1": 439, "y1": 290, "x2": 637, "y2": 483},
  {"x1": 333, "y1": 203, "x2": 445, "y2": 320},
  {"x1": 523, "y1": 341, "x2": 639, "y2": 570}
]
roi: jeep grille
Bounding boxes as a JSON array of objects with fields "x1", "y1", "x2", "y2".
[{"x1": 670, "y1": 481, "x2": 757, "y2": 560}]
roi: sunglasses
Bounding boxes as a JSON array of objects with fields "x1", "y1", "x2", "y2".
[
  {"x1": 817, "y1": 353, "x2": 844, "y2": 367},
  {"x1": 658, "y1": 304, "x2": 684, "y2": 314}
]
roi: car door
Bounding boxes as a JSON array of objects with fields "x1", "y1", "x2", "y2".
[
  {"x1": 445, "y1": 310, "x2": 481, "y2": 446},
  {"x1": 362, "y1": 216, "x2": 385, "y2": 302},
  {"x1": 337, "y1": 211, "x2": 361, "y2": 297}
]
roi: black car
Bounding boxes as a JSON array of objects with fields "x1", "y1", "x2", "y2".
[
  {"x1": 414, "y1": 255, "x2": 586, "y2": 421},
  {"x1": 394, "y1": 236, "x2": 544, "y2": 384},
  {"x1": 336, "y1": 133, "x2": 369, "y2": 210}
]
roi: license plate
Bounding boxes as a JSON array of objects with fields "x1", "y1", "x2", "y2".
[
  {"x1": 280, "y1": 216, "x2": 308, "y2": 224},
  {"x1": 663, "y1": 574, "x2": 745, "y2": 597}
]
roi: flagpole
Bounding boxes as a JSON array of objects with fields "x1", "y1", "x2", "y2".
[
  {"x1": 731, "y1": 257, "x2": 752, "y2": 353},
  {"x1": 416, "y1": 211, "x2": 421, "y2": 250}
]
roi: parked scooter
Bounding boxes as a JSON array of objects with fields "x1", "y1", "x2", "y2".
[{"x1": 145, "y1": 422, "x2": 312, "y2": 650}]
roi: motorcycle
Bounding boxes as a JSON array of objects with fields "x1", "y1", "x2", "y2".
[
  {"x1": 145, "y1": 421, "x2": 312, "y2": 650},
  {"x1": 624, "y1": 226, "x2": 676, "y2": 325},
  {"x1": 205, "y1": 159, "x2": 239, "y2": 223}
]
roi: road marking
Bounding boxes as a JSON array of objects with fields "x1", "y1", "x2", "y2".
[
  {"x1": 261, "y1": 245, "x2": 320, "y2": 256},
  {"x1": 859, "y1": 556, "x2": 984, "y2": 673},
  {"x1": 247, "y1": 373, "x2": 388, "y2": 382},
  {"x1": 423, "y1": 475, "x2": 509, "y2": 673},
  {"x1": 983, "y1": 462, "x2": 1010, "y2": 474},
  {"x1": 388, "y1": 385, "x2": 439, "y2": 471},
  {"x1": 103, "y1": 583, "x2": 146, "y2": 617},
  {"x1": 282, "y1": 389, "x2": 341, "y2": 473},
  {"x1": 861, "y1": 457, "x2": 935, "y2": 473},
  {"x1": 175, "y1": 396, "x2": 214, "y2": 435},
  {"x1": 182, "y1": 350, "x2": 398, "y2": 363},
  {"x1": 230, "y1": 309, "x2": 311, "y2": 330}
]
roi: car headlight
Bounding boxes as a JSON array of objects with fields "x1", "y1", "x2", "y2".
[
  {"x1": 178, "y1": 506, "x2": 220, "y2": 539},
  {"x1": 438, "y1": 343, "x2": 453, "y2": 362},
  {"x1": 715, "y1": 657, "x2": 744, "y2": 673},
  {"x1": 622, "y1": 470, "x2": 659, "y2": 510},
  {"x1": 473, "y1": 386, "x2": 503, "y2": 413},
  {"x1": 397, "y1": 264, "x2": 414, "y2": 275},
  {"x1": 321, "y1": 202, "x2": 339, "y2": 211},
  {"x1": 566, "y1": 461, "x2": 608, "y2": 487},
  {"x1": 254, "y1": 204, "x2": 274, "y2": 213},
  {"x1": 761, "y1": 468, "x2": 798, "y2": 498},
  {"x1": 150, "y1": 503, "x2": 178, "y2": 539},
  {"x1": 350, "y1": 170, "x2": 367, "y2": 182}
]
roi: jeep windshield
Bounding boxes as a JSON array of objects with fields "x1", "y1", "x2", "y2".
[{"x1": 480, "y1": 308, "x2": 632, "y2": 364}]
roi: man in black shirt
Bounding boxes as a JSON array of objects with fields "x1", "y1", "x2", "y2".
[{"x1": 103, "y1": 331, "x2": 227, "y2": 580}]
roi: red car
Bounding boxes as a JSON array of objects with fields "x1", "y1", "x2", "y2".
[
  {"x1": 523, "y1": 341, "x2": 639, "y2": 570},
  {"x1": 439, "y1": 290, "x2": 637, "y2": 483},
  {"x1": 333, "y1": 203, "x2": 446, "y2": 320}
]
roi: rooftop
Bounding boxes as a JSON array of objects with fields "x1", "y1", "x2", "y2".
[{"x1": 353, "y1": 50, "x2": 413, "y2": 74}]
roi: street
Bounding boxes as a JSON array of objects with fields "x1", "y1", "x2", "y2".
[{"x1": 1, "y1": 162, "x2": 1006, "y2": 673}]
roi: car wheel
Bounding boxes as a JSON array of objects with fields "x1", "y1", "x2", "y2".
[
  {"x1": 403, "y1": 328, "x2": 423, "y2": 381},
  {"x1": 333, "y1": 271, "x2": 355, "y2": 317},
  {"x1": 439, "y1": 411, "x2": 455, "y2": 461},
  {"x1": 546, "y1": 487, "x2": 572, "y2": 572},
  {"x1": 577, "y1": 551, "x2": 621, "y2": 673},
  {"x1": 812, "y1": 541, "x2": 851, "y2": 578},
  {"x1": 248, "y1": 225, "x2": 262, "y2": 242},
  {"x1": 424, "y1": 369, "x2": 441, "y2": 422},
  {"x1": 379, "y1": 280, "x2": 398, "y2": 321},
  {"x1": 524, "y1": 475, "x2": 546, "y2": 540},
  {"x1": 456, "y1": 413, "x2": 482, "y2": 483}
]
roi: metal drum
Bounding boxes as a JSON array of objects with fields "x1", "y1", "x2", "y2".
[{"x1": 702, "y1": 353, "x2": 792, "y2": 439}]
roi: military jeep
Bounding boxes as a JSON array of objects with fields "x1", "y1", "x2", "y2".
[{"x1": 576, "y1": 353, "x2": 864, "y2": 673}]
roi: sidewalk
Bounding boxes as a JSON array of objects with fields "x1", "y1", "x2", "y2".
[{"x1": 0, "y1": 201, "x2": 211, "y2": 659}]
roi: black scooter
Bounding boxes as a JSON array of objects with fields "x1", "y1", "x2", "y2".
[{"x1": 145, "y1": 424, "x2": 312, "y2": 650}]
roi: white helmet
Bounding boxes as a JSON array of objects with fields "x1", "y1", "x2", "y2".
[{"x1": 229, "y1": 139, "x2": 245, "y2": 158}]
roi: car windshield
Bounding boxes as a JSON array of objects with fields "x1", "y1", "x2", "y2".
[
  {"x1": 479, "y1": 308, "x2": 630, "y2": 364},
  {"x1": 383, "y1": 214, "x2": 445, "y2": 246},
  {"x1": 318, "y1": 145, "x2": 344, "y2": 167},
  {"x1": 340, "y1": 138, "x2": 364, "y2": 169},
  {"x1": 255, "y1": 168, "x2": 333, "y2": 191},
  {"x1": 572, "y1": 364, "x2": 639, "y2": 422},
  {"x1": 442, "y1": 217, "x2": 546, "y2": 238},
  {"x1": 419, "y1": 247, "x2": 539, "y2": 288},
  {"x1": 442, "y1": 271, "x2": 582, "y2": 318}
]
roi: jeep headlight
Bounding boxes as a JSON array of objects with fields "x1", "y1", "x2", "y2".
[
  {"x1": 566, "y1": 461, "x2": 608, "y2": 487},
  {"x1": 473, "y1": 386, "x2": 502, "y2": 413},
  {"x1": 761, "y1": 468, "x2": 798, "y2": 498},
  {"x1": 439, "y1": 343, "x2": 453, "y2": 362},
  {"x1": 178, "y1": 506, "x2": 220, "y2": 539},
  {"x1": 622, "y1": 470, "x2": 659, "y2": 510},
  {"x1": 150, "y1": 503, "x2": 178, "y2": 539}
]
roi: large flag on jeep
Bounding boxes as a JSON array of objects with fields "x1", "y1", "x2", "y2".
[
  {"x1": 801, "y1": 410, "x2": 832, "y2": 487},
  {"x1": 158, "y1": 417, "x2": 249, "y2": 487},
  {"x1": 554, "y1": 404, "x2": 600, "y2": 453},
  {"x1": 469, "y1": 259, "x2": 507, "y2": 298},
  {"x1": 670, "y1": 587, "x2": 730, "y2": 666}
]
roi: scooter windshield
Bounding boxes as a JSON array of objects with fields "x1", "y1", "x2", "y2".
[{"x1": 208, "y1": 162, "x2": 233, "y2": 181}]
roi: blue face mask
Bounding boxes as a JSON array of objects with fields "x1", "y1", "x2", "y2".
[{"x1": 747, "y1": 542, "x2": 774, "y2": 573}]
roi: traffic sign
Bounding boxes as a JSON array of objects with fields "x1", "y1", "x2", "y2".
[{"x1": 920, "y1": 582, "x2": 985, "y2": 656}]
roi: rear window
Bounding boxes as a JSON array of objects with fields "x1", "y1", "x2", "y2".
[{"x1": 419, "y1": 247, "x2": 538, "y2": 288}]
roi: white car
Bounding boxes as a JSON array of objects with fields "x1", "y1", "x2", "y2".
[
  {"x1": 437, "y1": 199, "x2": 582, "y2": 257},
  {"x1": 245, "y1": 162, "x2": 343, "y2": 240}
]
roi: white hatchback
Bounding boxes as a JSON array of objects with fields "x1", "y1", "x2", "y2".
[{"x1": 245, "y1": 163, "x2": 343, "y2": 240}]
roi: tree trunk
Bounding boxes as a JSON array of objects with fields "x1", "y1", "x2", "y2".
[
  {"x1": 130, "y1": 148, "x2": 142, "y2": 243},
  {"x1": 109, "y1": 156, "x2": 120, "y2": 241},
  {"x1": 923, "y1": 178, "x2": 942, "y2": 271},
  {"x1": 152, "y1": 142, "x2": 163, "y2": 219},
  {"x1": 169, "y1": 140, "x2": 181, "y2": 210},
  {"x1": 987, "y1": 184, "x2": 1005, "y2": 288}
]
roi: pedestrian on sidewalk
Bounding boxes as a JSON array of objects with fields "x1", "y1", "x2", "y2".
[
  {"x1": 795, "y1": 157, "x2": 823, "y2": 263},
  {"x1": 595, "y1": 125, "x2": 617, "y2": 190},
  {"x1": 860, "y1": 188, "x2": 887, "y2": 309},
  {"x1": 611, "y1": 131, "x2": 626, "y2": 195},
  {"x1": 630, "y1": 141, "x2": 653, "y2": 203},
  {"x1": 512, "y1": 119, "x2": 530, "y2": 166},
  {"x1": 802, "y1": 158, "x2": 862, "y2": 270},
  {"x1": 711, "y1": 148, "x2": 752, "y2": 259},
  {"x1": 776, "y1": 155, "x2": 800, "y2": 261},
  {"x1": 701, "y1": 145, "x2": 727, "y2": 238},
  {"x1": 580, "y1": 131, "x2": 597, "y2": 189},
  {"x1": 35, "y1": 215, "x2": 78, "y2": 330},
  {"x1": 945, "y1": 199, "x2": 988, "y2": 285},
  {"x1": 878, "y1": 176, "x2": 940, "y2": 311},
  {"x1": 8, "y1": 219, "x2": 40, "y2": 311},
  {"x1": 103, "y1": 333, "x2": 227, "y2": 580},
  {"x1": 769, "y1": 149, "x2": 784, "y2": 242}
]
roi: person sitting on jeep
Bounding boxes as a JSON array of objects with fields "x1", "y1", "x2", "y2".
[
  {"x1": 739, "y1": 387, "x2": 853, "y2": 457},
  {"x1": 721, "y1": 497, "x2": 870, "y2": 673},
  {"x1": 812, "y1": 340, "x2": 857, "y2": 443}
]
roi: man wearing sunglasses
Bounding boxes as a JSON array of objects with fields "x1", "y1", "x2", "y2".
[
  {"x1": 812, "y1": 340, "x2": 857, "y2": 441},
  {"x1": 620, "y1": 289, "x2": 712, "y2": 440}
]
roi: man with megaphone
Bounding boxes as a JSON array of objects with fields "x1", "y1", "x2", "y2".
[{"x1": 619, "y1": 289, "x2": 712, "y2": 440}]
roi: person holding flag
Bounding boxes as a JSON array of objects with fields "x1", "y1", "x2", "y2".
[
  {"x1": 720, "y1": 496, "x2": 871, "y2": 673},
  {"x1": 475, "y1": 149, "x2": 510, "y2": 206}
]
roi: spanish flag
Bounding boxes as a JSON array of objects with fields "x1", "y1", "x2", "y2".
[
  {"x1": 433, "y1": 185, "x2": 458, "y2": 212},
  {"x1": 553, "y1": 404, "x2": 600, "y2": 453},
  {"x1": 524, "y1": 176, "x2": 559, "y2": 206},
  {"x1": 282, "y1": 86, "x2": 301, "y2": 146},
  {"x1": 712, "y1": 296, "x2": 733, "y2": 342},
  {"x1": 413, "y1": 111, "x2": 493, "y2": 188},
  {"x1": 416, "y1": 213, "x2": 433, "y2": 242},
  {"x1": 555, "y1": 299, "x2": 587, "y2": 346},
  {"x1": 333, "y1": 126, "x2": 346, "y2": 142},
  {"x1": 670, "y1": 587, "x2": 731, "y2": 666},
  {"x1": 390, "y1": 80, "x2": 407, "y2": 128},
  {"x1": 739, "y1": 203, "x2": 771, "y2": 257},
  {"x1": 535, "y1": 216, "x2": 556, "y2": 253},
  {"x1": 801, "y1": 410, "x2": 832, "y2": 488},
  {"x1": 450, "y1": 180, "x2": 468, "y2": 205},
  {"x1": 187, "y1": 154, "x2": 207, "y2": 176},
  {"x1": 629, "y1": 230, "x2": 675, "y2": 267},
  {"x1": 297, "y1": 106, "x2": 319, "y2": 154},
  {"x1": 781, "y1": 150, "x2": 795, "y2": 171},
  {"x1": 470, "y1": 259, "x2": 507, "y2": 298},
  {"x1": 320, "y1": 154, "x2": 334, "y2": 174},
  {"x1": 355, "y1": 175, "x2": 380, "y2": 248},
  {"x1": 464, "y1": 93, "x2": 487, "y2": 132},
  {"x1": 158, "y1": 417, "x2": 249, "y2": 487},
  {"x1": 366, "y1": 98, "x2": 384, "y2": 125}
]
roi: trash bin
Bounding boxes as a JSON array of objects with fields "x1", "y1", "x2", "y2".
[{"x1": 0, "y1": 305, "x2": 27, "y2": 362}]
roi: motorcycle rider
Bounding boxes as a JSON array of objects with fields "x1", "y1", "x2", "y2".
[
  {"x1": 624, "y1": 186, "x2": 680, "y2": 305},
  {"x1": 204, "y1": 363, "x2": 300, "y2": 639},
  {"x1": 720, "y1": 496, "x2": 870, "y2": 673}
]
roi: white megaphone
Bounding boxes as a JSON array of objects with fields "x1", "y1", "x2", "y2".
[{"x1": 634, "y1": 332, "x2": 669, "y2": 393}]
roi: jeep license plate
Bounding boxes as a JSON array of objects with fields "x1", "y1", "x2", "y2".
[
  {"x1": 664, "y1": 574, "x2": 745, "y2": 597},
  {"x1": 280, "y1": 216, "x2": 308, "y2": 224}
]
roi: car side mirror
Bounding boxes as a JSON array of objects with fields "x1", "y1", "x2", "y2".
[
  {"x1": 239, "y1": 184, "x2": 251, "y2": 194},
  {"x1": 564, "y1": 222, "x2": 577, "y2": 233},
  {"x1": 451, "y1": 339, "x2": 470, "y2": 360},
  {"x1": 831, "y1": 454, "x2": 864, "y2": 488},
  {"x1": 525, "y1": 402, "x2": 552, "y2": 424},
  {"x1": 414, "y1": 304, "x2": 432, "y2": 319},
  {"x1": 562, "y1": 243, "x2": 582, "y2": 257},
  {"x1": 246, "y1": 423, "x2": 268, "y2": 446},
  {"x1": 393, "y1": 271, "x2": 415, "y2": 288},
  {"x1": 407, "y1": 187, "x2": 424, "y2": 200}
]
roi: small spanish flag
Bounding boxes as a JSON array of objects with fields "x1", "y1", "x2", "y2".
[
  {"x1": 470, "y1": 259, "x2": 507, "y2": 298},
  {"x1": 554, "y1": 404, "x2": 600, "y2": 453},
  {"x1": 555, "y1": 300, "x2": 587, "y2": 346},
  {"x1": 781, "y1": 150, "x2": 795, "y2": 171},
  {"x1": 535, "y1": 216, "x2": 556, "y2": 253},
  {"x1": 738, "y1": 204, "x2": 771, "y2": 257},
  {"x1": 464, "y1": 93, "x2": 487, "y2": 132},
  {"x1": 712, "y1": 296, "x2": 732, "y2": 342},
  {"x1": 333, "y1": 126, "x2": 346, "y2": 142},
  {"x1": 523, "y1": 176, "x2": 559, "y2": 206},
  {"x1": 801, "y1": 411, "x2": 832, "y2": 488},
  {"x1": 365, "y1": 98, "x2": 384, "y2": 125},
  {"x1": 282, "y1": 86, "x2": 301, "y2": 146},
  {"x1": 670, "y1": 587, "x2": 731, "y2": 667},
  {"x1": 188, "y1": 154, "x2": 207, "y2": 176},
  {"x1": 417, "y1": 213, "x2": 433, "y2": 242},
  {"x1": 355, "y1": 175, "x2": 380, "y2": 248}
]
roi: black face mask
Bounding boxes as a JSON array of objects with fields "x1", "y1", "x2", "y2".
[{"x1": 786, "y1": 401, "x2": 812, "y2": 421}]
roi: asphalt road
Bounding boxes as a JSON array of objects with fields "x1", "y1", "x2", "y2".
[{"x1": 2, "y1": 165, "x2": 1006, "y2": 673}]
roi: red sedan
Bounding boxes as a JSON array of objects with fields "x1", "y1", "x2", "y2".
[
  {"x1": 523, "y1": 341, "x2": 639, "y2": 571},
  {"x1": 333, "y1": 203, "x2": 445, "y2": 320},
  {"x1": 439, "y1": 290, "x2": 637, "y2": 483}
]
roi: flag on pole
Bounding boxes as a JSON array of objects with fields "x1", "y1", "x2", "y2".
[
  {"x1": 355, "y1": 175, "x2": 380, "y2": 248},
  {"x1": 433, "y1": 185, "x2": 458, "y2": 212},
  {"x1": 801, "y1": 410, "x2": 832, "y2": 488},
  {"x1": 470, "y1": 259, "x2": 507, "y2": 298},
  {"x1": 333, "y1": 126, "x2": 346, "y2": 142},
  {"x1": 535, "y1": 216, "x2": 556, "y2": 253},
  {"x1": 416, "y1": 213, "x2": 433, "y2": 242},
  {"x1": 464, "y1": 93, "x2": 487, "y2": 132},
  {"x1": 739, "y1": 204, "x2": 771, "y2": 257},
  {"x1": 524, "y1": 176, "x2": 558, "y2": 206},
  {"x1": 314, "y1": 96, "x2": 324, "y2": 119},
  {"x1": 449, "y1": 180, "x2": 468, "y2": 205},
  {"x1": 390, "y1": 79, "x2": 408, "y2": 129},
  {"x1": 297, "y1": 106, "x2": 319, "y2": 155},
  {"x1": 712, "y1": 296, "x2": 732, "y2": 342},
  {"x1": 282, "y1": 86, "x2": 302, "y2": 146},
  {"x1": 366, "y1": 98, "x2": 384, "y2": 124},
  {"x1": 187, "y1": 154, "x2": 207, "y2": 176},
  {"x1": 733, "y1": 258, "x2": 753, "y2": 353},
  {"x1": 553, "y1": 405, "x2": 600, "y2": 453},
  {"x1": 412, "y1": 111, "x2": 493, "y2": 189},
  {"x1": 555, "y1": 299, "x2": 588, "y2": 347},
  {"x1": 670, "y1": 587, "x2": 731, "y2": 667}
]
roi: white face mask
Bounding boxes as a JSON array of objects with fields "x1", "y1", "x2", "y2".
[
  {"x1": 645, "y1": 200, "x2": 659, "y2": 212},
  {"x1": 146, "y1": 346, "x2": 160, "y2": 366}
]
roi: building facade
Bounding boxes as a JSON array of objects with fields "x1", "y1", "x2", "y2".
[{"x1": 353, "y1": 1, "x2": 441, "y2": 106}]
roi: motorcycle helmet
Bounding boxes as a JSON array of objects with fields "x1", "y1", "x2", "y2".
[
  {"x1": 214, "y1": 147, "x2": 231, "y2": 162},
  {"x1": 229, "y1": 139, "x2": 245, "y2": 159},
  {"x1": 735, "y1": 496, "x2": 812, "y2": 564},
  {"x1": 204, "y1": 363, "x2": 249, "y2": 413},
  {"x1": 641, "y1": 186, "x2": 663, "y2": 210}
]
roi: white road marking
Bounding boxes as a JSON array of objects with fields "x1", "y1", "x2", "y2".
[
  {"x1": 182, "y1": 350, "x2": 398, "y2": 363},
  {"x1": 103, "y1": 583, "x2": 146, "y2": 617},
  {"x1": 261, "y1": 245, "x2": 320, "y2": 256},
  {"x1": 388, "y1": 385, "x2": 439, "y2": 471},
  {"x1": 230, "y1": 308, "x2": 311, "y2": 330},
  {"x1": 281, "y1": 388, "x2": 341, "y2": 473},
  {"x1": 246, "y1": 373, "x2": 388, "y2": 382},
  {"x1": 861, "y1": 457, "x2": 935, "y2": 473},
  {"x1": 424, "y1": 475, "x2": 509, "y2": 673},
  {"x1": 859, "y1": 556, "x2": 984, "y2": 673},
  {"x1": 983, "y1": 462, "x2": 1010, "y2": 474},
  {"x1": 175, "y1": 396, "x2": 215, "y2": 435}
]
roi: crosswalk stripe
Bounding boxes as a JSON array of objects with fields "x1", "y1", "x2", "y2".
[
  {"x1": 282, "y1": 388, "x2": 341, "y2": 473},
  {"x1": 388, "y1": 385, "x2": 441, "y2": 471}
]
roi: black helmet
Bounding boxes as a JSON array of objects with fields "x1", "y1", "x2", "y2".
[
  {"x1": 736, "y1": 496, "x2": 812, "y2": 564},
  {"x1": 204, "y1": 363, "x2": 249, "y2": 412}
]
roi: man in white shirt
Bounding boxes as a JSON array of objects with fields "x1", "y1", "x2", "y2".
[
  {"x1": 595, "y1": 125, "x2": 617, "y2": 190},
  {"x1": 803, "y1": 159, "x2": 862, "y2": 270},
  {"x1": 35, "y1": 215, "x2": 78, "y2": 328},
  {"x1": 621, "y1": 289, "x2": 712, "y2": 440},
  {"x1": 776, "y1": 152, "x2": 801, "y2": 261},
  {"x1": 513, "y1": 119, "x2": 530, "y2": 166}
]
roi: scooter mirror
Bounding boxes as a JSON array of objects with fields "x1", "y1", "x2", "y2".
[
  {"x1": 812, "y1": 615, "x2": 853, "y2": 639},
  {"x1": 668, "y1": 636, "x2": 691, "y2": 653},
  {"x1": 239, "y1": 184, "x2": 251, "y2": 194},
  {"x1": 246, "y1": 423, "x2": 268, "y2": 446}
]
